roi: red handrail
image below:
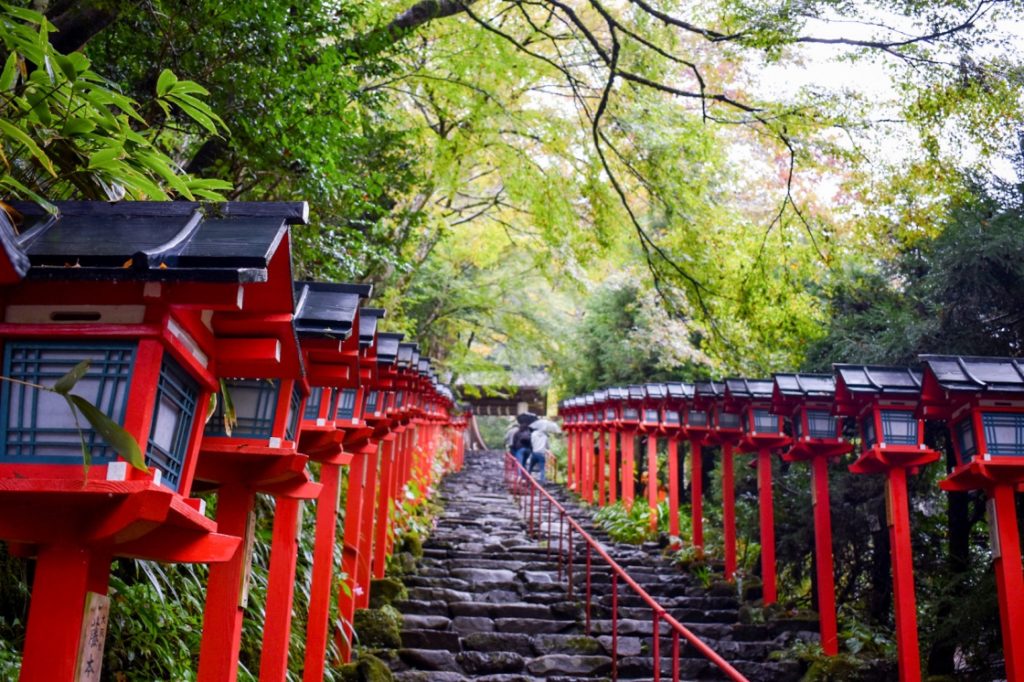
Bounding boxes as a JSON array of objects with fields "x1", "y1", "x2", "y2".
[{"x1": 503, "y1": 453, "x2": 750, "y2": 682}]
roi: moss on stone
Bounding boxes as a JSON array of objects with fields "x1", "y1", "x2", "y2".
[
  {"x1": 369, "y1": 577, "x2": 408, "y2": 609},
  {"x1": 354, "y1": 606, "x2": 403, "y2": 649},
  {"x1": 565, "y1": 636, "x2": 602, "y2": 654},
  {"x1": 337, "y1": 652, "x2": 394, "y2": 682},
  {"x1": 399, "y1": 532, "x2": 423, "y2": 558}
]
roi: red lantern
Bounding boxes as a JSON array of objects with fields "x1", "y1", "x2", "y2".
[
  {"x1": 773, "y1": 373, "x2": 851, "y2": 656},
  {"x1": 918, "y1": 355, "x2": 1024, "y2": 682},
  {"x1": 724, "y1": 378, "x2": 789, "y2": 605}
]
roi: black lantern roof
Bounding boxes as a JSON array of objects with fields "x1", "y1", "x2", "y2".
[
  {"x1": 724, "y1": 378, "x2": 774, "y2": 400},
  {"x1": 644, "y1": 383, "x2": 667, "y2": 399},
  {"x1": 584, "y1": 394, "x2": 596, "y2": 406},
  {"x1": 665, "y1": 382, "x2": 694, "y2": 400},
  {"x1": 376, "y1": 332, "x2": 403, "y2": 365},
  {"x1": 695, "y1": 381, "x2": 725, "y2": 398},
  {"x1": 8, "y1": 200, "x2": 307, "y2": 282},
  {"x1": 607, "y1": 386, "x2": 627, "y2": 401},
  {"x1": 834, "y1": 365, "x2": 922, "y2": 395},
  {"x1": 627, "y1": 385, "x2": 645, "y2": 401},
  {"x1": 397, "y1": 343, "x2": 417, "y2": 368},
  {"x1": 773, "y1": 373, "x2": 836, "y2": 398},
  {"x1": 918, "y1": 355, "x2": 1024, "y2": 394},
  {"x1": 358, "y1": 308, "x2": 385, "y2": 348},
  {"x1": 293, "y1": 282, "x2": 371, "y2": 339},
  {"x1": 594, "y1": 388, "x2": 608, "y2": 402}
]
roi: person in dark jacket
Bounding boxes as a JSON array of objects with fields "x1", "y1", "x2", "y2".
[{"x1": 511, "y1": 424, "x2": 533, "y2": 469}]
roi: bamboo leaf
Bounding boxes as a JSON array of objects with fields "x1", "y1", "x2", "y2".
[
  {"x1": 52, "y1": 359, "x2": 90, "y2": 394},
  {"x1": 156, "y1": 68, "x2": 177, "y2": 97},
  {"x1": 68, "y1": 394, "x2": 147, "y2": 472},
  {"x1": 0, "y1": 119, "x2": 56, "y2": 177},
  {"x1": 220, "y1": 378, "x2": 236, "y2": 437}
]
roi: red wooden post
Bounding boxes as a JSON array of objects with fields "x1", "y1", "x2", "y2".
[
  {"x1": 198, "y1": 483, "x2": 256, "y2": 682},
  {"x1": 811, "y1": 455, "x2": 839, "y2": 656},
  {"x1": 355, "y1": 442, "x2": 382, "y2": 610},
  {"x1": 19, "y1": 544, "x2": 98, "y2": 681},
  {"x1": 885, "y1": 467, "x2": 922, "y2": 682},
  {"x1": 582, "y1": 429, "x2": 594, "y2": 503},
  {"x1": 302, "y1": 461, "x2": 342, "y2": 682},
  {"x1": 608, "y1": 428, "x2": 618, "y2": 505},
  {"x1": 621, "y1": 430, "x2": 635, "y2": 510},
  {"x1": 722, "y1": 442, "x2": 736, "y2": 580},
  {"x1": 259, "y1": 497, "x2": 302, "y2": 682},
  {"x1": 646, "y1": 433, "x2": 659, "y2": 531},
  {"x1": 597, "y1": 429, "x2": 607, "y2": 505},
  {"x1": 991, "y1": 483, "x2": 1024, "y2": 682},
  {"x1": 667, "y1": 436, "x2": 680, "y2": 537},
  {"x1": 758, "y1": 448, "x2": 778, "y2": 604},
  {"x1": 338, "y1": 443, "x2": 373, "y2": 657},
  {"x1": 373, "y1": 436, "x2": 397, "y2": 580},
  {"x1": 690, "y1": 438, "x2": 703, "y2": 551}
]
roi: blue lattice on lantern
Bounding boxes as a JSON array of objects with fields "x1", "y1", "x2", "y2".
[
  {"x1": 364, "y1": 390, "x2": 379, "y2": 414},
  {"x1": 206, "y1": 379, "x2": 279, "y2": 439},
  {"x1": 718, "y1": 411, "x2": 741, "y2": 429},
  {"x1": 955, "y1": 418, "x2": 977, "y2": 461},
  {"x1": 285, "y1": 384, "x2": 302, "y2": 441},
  {"x1": 304, "y1": 387, "x2": 323, "y2": 420},
  {"x1": 806, "y1": 410, "x2": 837, "y2": 439},
  {"x1": 335, "y1": 389, "x2": 357, "y2": 420},
  {"x1": 982, "y1": 412, "x2": 1024, "y2": 456},
  {"x1": 752, "y1": 409, "x2": 777, "y2": 433},
  {"x1": 147, "y1": 355, "x2": 199, "y2": 491},
  {"x1": 0, "y1": 341, "x2": 135, "y2": 464},
  {"x1": 881, "y1": 410, "x2": 918, "y2": 446}
]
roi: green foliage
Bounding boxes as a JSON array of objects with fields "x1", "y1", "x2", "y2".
[
  {"x1": 593, "y1": 501, "x2": 657, "y2": 545},
  {"x1": 0, "y1": 4, "x2": 229, "y2": 203}
]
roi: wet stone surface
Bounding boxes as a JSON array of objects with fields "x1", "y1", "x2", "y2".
[{"x1": 379, "y1": 449, "x2": 813, "y2": 680}]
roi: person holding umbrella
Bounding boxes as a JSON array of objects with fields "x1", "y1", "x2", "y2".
[{"x1": 528, "y1": 418, "x2": 561, "y2": 481}]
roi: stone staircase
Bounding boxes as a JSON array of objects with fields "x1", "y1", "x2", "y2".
[{"x1": 380, "y1": 450, "x2": 815, "y2": 681}]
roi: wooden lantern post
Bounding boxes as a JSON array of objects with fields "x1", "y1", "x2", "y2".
[
  {"x1": 190, "y1": 212, "x2": 325, "y2": 682},
  {"x1": 724, "y1": 378, "x2": 790, "y2": 605},
  {"x1": 594, "y1": 389, "x2": 609, "y2": 505},
  {"x1": 371, "y1": 332, "x2": 405, "y2": 580},
  {"x1": 0, "y1": 201, "x2": 319, "y2": 681},
  {"x1": 641, "y1": 383, "x2": 668, "y2": 532},
  {"x1": 662, "y1": 383, "x2": 690, "y2": 540},
  {"x1": 772, "y1": 373, "x2": 851, "y2": 656},
  {"x1": 700, "y1": 382, "x2": 744, "y2": 581},
  {"x1": 581, "y1": 394, "x2": 598, "y2": 503},
  {"x1": 336, "y1": 307, "x2": 387, "y2": 656},
  {"x1": 918, "y1": 355, "x2": 1024, "y2": 682},
  {"x1": 834, "y1": 364, "x2": 938, "y2": 682},
  {"x1": 684, "y1": 383, "x2": 712, "y2": 552},
  {"x1": 601, "y1": 392, "x2": 620, "y2": 505},
  {"x1": 293, "y1": 281, "x2": 371, "y2": 679},
  {"x1": 618, "y1": 386, "x2": 644, "y2": 510}
]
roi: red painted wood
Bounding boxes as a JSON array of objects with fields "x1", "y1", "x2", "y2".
[
  {"x1": 646, "y1": 434, "x2": 658, "y2": 531},
  {"x1": 259, "y1": 497, "x2": 302, "y2": 682},
  {"x1": 811, "y1": 456, "x2": 839, "y2": 656},
  {"x1": 19, "y1": 544, "x2": 97, "y2": 682},
  {"x1": 597, "y1": 430, "x2": 607, "y2": 506},
  {"x1": 302, "y1": 461, "x2": 341, "y2": 682},
  {"x1": 355, "y1": 442, "x2": 381, "y2": 610},
  {"x1": 885, "y1": 467, "x2": 922, "y2": 682},
  {"x1": 667, "y1": 437, "x2": 680, "y2": 538},
  {"x1": 373, "y1": 437, "x2": 397, "y2": 580},
  {"x1": 198, "y1": 483, "x2": 256, "y2": 682},
  {"x1": 608, "y1": 429, "x2": 618, "y2": 505},
  {"x1": 992, "y1": 484, "x2": 1024, "y2": 682},
  {"x1": 757, "y1": 448, "x2": 778, "y2": 604},
  {"x1": 722, "y1": 442, "x2": 736, "y2": 581},
  {"x1": 621, "y1": 432, "x2": 635, "y2": 511},
  {"x1": 690, "y1": 438, "x2": 704, "y2": 551},
  {"x1": 338, "y1": 449, "x2": 369, "y2": 661}
]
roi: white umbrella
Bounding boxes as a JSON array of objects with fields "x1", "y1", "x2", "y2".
[{"x1": 530, "y1": 418, "x2": 561, "y2": 434}]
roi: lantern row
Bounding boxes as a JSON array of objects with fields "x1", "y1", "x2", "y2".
[
  {"x1": 0, "y1": 201, "x2": 469, "y2": 682},
  {"x1": 559, "y1": 363, "x2": 1024, "y2": 682}
]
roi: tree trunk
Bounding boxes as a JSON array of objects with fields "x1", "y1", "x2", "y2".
[
  {"x1": 867, "y1": 498, "x2": 892, "y2": 623},
  {"x1": 46, "y1": 1, "x2": 131, "y2": 54}
]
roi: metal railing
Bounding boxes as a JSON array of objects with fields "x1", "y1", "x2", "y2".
[{"x1": 503, "y1": 453, "x2": 749, "y2": 682}]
